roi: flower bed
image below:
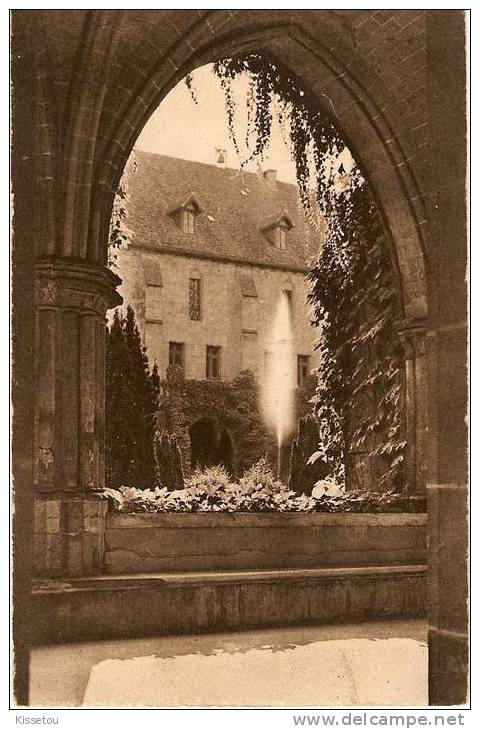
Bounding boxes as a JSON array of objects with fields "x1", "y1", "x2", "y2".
[{"x1": 100, "y1": 460, "x2": 426, "y2": 515}]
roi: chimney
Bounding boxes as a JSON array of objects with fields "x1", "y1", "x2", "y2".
[
  {"x1": 263, "y1": 169, "x2": 277, "y2": 186},
  {"x1": 215, "y1": 148, "x2": 227, "y2": 168}
]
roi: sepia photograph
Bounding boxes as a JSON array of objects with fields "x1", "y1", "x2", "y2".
[{"x1": 10, "y1": 7, "x2": 469, "y2": 712}]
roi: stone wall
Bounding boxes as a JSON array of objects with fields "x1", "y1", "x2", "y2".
[
  {"x1": 104, "y1": 512, "x2": 427, "y2": 574},
  {"x1": 31, "y1": 564, "x2": 427, "y2": 645}
]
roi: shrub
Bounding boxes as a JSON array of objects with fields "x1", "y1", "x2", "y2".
[
  {"x1": 237, "y1": 456, "x2": 280, "y2": 495},
  {"x1": 185, "y1": 465, "x2": 233, "y2": 497}
]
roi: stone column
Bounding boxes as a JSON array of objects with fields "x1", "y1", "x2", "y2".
[
  {"x1": 425, "y1": 11, "x2": 468, "y2": 704},
  {"x1": 33, "y1": 258, "x2": 121, "y2": 577},
  {"x1": 395, "y1": 319, "x2": 427, "y2": 493},
  {"x1": 427, "y1": 324, "x2": 468, "y2": 705}
]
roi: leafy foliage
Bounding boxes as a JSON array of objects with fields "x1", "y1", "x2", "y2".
[
  {"x1": 108, "y1": 181, "x2": 131, "y2": 269},
  {"x1": 213, "y1": 56, "x2": 343, "y2": 224},
  {"x1": 100, "y1": 461, "x2": 425, "y2": 514},
  {"x1": 212, "y1": 55, "x2": 406, "y2": 489},
  {"x1": 105, "y1": 306, "x2": 159, "y2": 488}
]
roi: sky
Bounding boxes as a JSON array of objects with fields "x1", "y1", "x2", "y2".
[
  {"x1": 135, "y1": 63, "x2": 300, "y2": 184},
  {"x1": 134, "y1": 61, "x2": 356, "y2": 203}
]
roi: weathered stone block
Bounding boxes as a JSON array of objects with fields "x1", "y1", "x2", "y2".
[
  {"x1": 45, "y1": 501, "x2": 60, "y2": 534},
  {"x1": 428, "y1": 484, "x2": 468, "y2": 634},
  {"x1": 34, "y1": 495, "x2": 108, "y2": 577}
]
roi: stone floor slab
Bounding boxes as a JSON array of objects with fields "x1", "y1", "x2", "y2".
[{"x1": 30, "y1": 619, "x2": 427, "y2": 707}]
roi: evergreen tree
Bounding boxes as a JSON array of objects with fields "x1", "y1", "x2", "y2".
[
  {"x1": 105, "y1": 306, "x2": 158, "y2": 488},
  {"x1": 150, "y1": 361, "x2": 161, "y2": 409},
  {"x1": 105, "y1": 310, "x2": 134, "y2": 487},
  {"x1": 154, "y1": 430, "x2": 184, "y2": 490}
]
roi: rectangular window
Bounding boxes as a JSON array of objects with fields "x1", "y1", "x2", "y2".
[
  {"x1": 182, "y1": 208, "x2": 195, "y2": 234},
  {"x1": 186, "y1": 209, "x2": 195, "y2": 234},
  {"x1": 169, "y1": 341, "x2": 185, "y2": 369},
  {"x1": 189, "y1": 278, "x2": 201, "y2": 320},
  {"x1": 297, "y1": 354, "x2": 310, "y2": 387},
  {"x1": 206, "y1": 345, "x2": 221, "y2": 379}
]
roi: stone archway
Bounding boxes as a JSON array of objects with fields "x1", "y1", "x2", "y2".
[
  {"x1": 11, "y1": 10, "x2": 468, "y2": 705},
  {"x1": 20, "y1": 14, "x2": 431, "y2": 520}
]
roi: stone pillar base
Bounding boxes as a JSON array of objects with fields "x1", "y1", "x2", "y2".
[
  {"x1": 34, "y1": 493, "x2": 108, "y2": 577},
  {"x1": 428, "y1": 626, "x2": 468, "y2": 706},
  {"x1": 428, "y1": 482, "x2": 468, "y2": 705}
]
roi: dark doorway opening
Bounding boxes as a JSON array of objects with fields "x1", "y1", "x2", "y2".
[{"x1": 189, "y1": 418, "x2": 235, "y2": 477}]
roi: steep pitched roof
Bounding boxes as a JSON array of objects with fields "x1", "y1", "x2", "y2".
[{"x1": 123, "y1": 150, "x2": 323, "y2": 271}]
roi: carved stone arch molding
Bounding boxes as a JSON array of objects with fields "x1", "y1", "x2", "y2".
[
  {"x1": 90, "y1": 12, "x2": 428, "y2": 323},
  {"x1": 59, "y1": 10, "x2": 126, "y2": 262}
]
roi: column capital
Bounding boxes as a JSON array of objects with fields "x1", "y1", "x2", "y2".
[
  {"x1": 34, "y1": 257, "x2": 122, "y2": 314},
  {"x1": 33, "y1": 257, "x2": 120, "y2": 499},
  {"x1": 394, "y1": 318, "x2": 428, "y2": 359}
]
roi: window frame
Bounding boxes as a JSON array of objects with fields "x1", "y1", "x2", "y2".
[
  {"x1": 206, "y1": 345, "x2": 221, "y2": 379},
  {"x1": 189, "y1": 277, "x2": 202, "y2": 320},
  {"x1": 169, "y1": 341, "x2": 185, "y2": 370},
  {"x1": 182, "y1": 205, "x2": 196, "y2": 234},
  {"x1": 276, "y1": 224, "x2": 287, "y2": 250},
  {"x1": 297, "y1": 354, "x2": 310, "y2": 387},
  {"x1": 283, "y1": 288, "x2": 293, "y2": 310}
]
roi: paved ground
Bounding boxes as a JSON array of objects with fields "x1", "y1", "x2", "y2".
[{"x1": 30, "y1": 619, "x2": 427, "y2": 708}]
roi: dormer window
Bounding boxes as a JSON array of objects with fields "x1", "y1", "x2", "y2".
[
  {"x1": 260, "y1": 212, "x2": 294, "y2": 250},
  {"x1": 184, "y1": 204, "x2": 196, "y2": 234},
  {"x1": 167, "y1": 193, "x2": 203, "y2": 235}
]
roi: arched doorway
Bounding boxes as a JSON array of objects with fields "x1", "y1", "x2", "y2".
[{"x1": 189, "y1": 418, "x2": 236, "y2": 477}]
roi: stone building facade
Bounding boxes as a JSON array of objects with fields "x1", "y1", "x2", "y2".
[
  {"x1": 115, "y1": 150, "x2": 320, "y2": 478},
  {"x1": 116, "y1": 150, "x2": 319, "y2": 386}
]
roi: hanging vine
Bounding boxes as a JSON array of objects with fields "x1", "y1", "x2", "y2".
[
  {"x1": 108, "y1": 180, "x2": 131, "y2": 269},
  {"x1": 208, "y1": 55, "x2": 406, "y2": 489},
  {"x1": 184, "y1": 72, "x2": 198, "y2": 105}
]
